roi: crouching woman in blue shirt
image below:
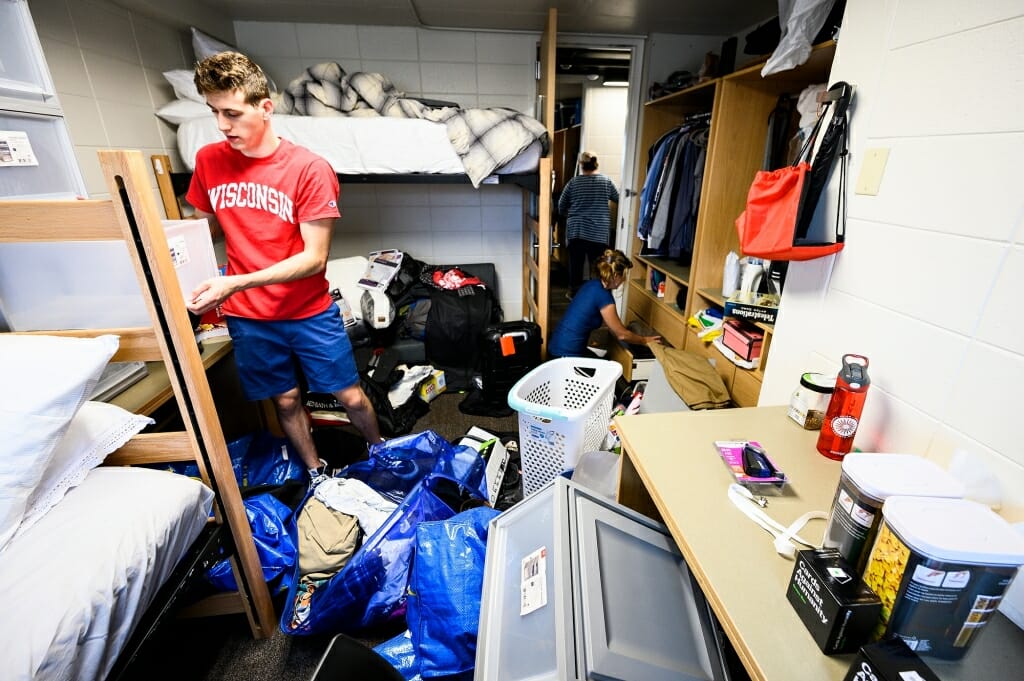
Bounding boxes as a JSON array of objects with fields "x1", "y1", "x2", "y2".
[{"x1": 548, "y1": 249, "x2": 661, "y2": 359}]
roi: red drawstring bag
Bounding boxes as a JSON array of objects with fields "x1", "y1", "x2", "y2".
[{"x1": 736, "y1": 81, "x2": 852, "y2": 261}]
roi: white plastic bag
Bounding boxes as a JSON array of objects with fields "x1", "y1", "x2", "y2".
[{"x1": 761, "y1": 0, "x2": 837, "y2": 77}]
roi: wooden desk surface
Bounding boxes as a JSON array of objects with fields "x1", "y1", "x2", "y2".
[
  {"x1": 615, "y1": 405, "x2": 1024, "y2": 681},
  {"x1": 616, "y1": 406, "x2": 848, "y2": 681},
  {"x1": 110, "y1": 336, "x2": 232, "y2": 416}
]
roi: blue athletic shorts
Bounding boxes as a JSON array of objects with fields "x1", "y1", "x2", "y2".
[{"x1": 225, "y1": 306, "x2": 360, "y2": 401}]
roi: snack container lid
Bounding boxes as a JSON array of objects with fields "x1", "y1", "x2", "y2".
[
  {"x1": 881, "y1": 496, "x2": 1024, "y2": 566},
  {"x1": 842, "y1": 453, "x2": 965, "y2": 503},
  {"x1": 799, "y1": 372, "x2": 835, "y2": 393}
]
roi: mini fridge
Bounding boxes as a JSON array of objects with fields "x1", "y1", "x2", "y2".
[{"x1": 475, "y1": 477, "x2": 729, "y2": 681}]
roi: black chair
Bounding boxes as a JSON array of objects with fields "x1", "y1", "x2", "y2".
[{"x1": 310, "y1": 633, "x2": 404, "y2": 681}]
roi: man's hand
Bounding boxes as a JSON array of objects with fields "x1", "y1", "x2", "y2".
[{"x1": 188, "y1": 276, "x2": 239, "y2": 315}]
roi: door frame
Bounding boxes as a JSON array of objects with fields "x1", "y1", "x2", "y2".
[
  {"x1": 522, "y1": 15, "x2": 646, "y2": 345},
  {"x1": 556, "y1": 33, "x2": 645, "y2": 258}
]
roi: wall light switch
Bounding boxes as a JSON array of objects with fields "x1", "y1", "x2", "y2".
[{"x1": 855, "y1": 147, "x2": 890, "y2": 195}]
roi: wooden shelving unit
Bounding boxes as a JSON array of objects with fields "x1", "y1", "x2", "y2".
[{"x1": 623, "y1": 42, "x2": 836, "y2": 406}]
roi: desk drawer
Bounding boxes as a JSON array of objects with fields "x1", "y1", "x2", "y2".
[
  {"x1": 626, "y1": 284, "x2": 652, "y2": 324},
  {"x1": 731, "y1": 369, "x2": 762, "y2": 407},
  {"x1": 649, "y1": 305, "x2": 686, "y2": 348}
]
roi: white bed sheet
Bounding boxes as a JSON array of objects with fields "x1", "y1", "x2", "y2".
[
  {"x1": 0, "y1": 466, "x2": 214, "y2": 681},
  {"x1": 177, "y1": 114, "x2": 541, "y2": 176}
]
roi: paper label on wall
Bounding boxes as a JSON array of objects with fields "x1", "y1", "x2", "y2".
[
  {"x1": 167, "y1": 235, "x2": 190, "y2": 268},
  {"x1": 520, "y1": 546, "x2": 548, "y2": 616},
  {"x1": 0, "y1": 131, "x2": 39, "y2": 167}
]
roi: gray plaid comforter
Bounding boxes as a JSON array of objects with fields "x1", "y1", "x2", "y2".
[{"x1": 277, "y1": 63, "x2": 548, "y2": 187}]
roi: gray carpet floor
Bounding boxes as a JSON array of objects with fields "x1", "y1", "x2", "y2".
[{"x1": 127, "y1": 389, "x2": 519, "y2": 681}]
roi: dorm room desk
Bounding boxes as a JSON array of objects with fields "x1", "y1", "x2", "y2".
[
  {"x1": 110, "y1": 336, "x2": 265, "y2": 441},
  {"x1": 111, "y1": 336, "x2": 233, "y2": 416},
  {"x1": 614, "y1": 405, "x2": 1024, "y2": 681}
]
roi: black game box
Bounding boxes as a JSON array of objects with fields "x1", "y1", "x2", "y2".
[{"x1": 787, "y1": 548, "x2": 882, "y2": 655}]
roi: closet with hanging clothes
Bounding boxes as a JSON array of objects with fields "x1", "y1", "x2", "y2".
[{"x1": 622, "y1": 41, "x2": 838, "y2": 406}]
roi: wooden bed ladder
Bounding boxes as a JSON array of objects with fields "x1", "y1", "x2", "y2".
[
  {"x1": 0, "y1": 150, "x2": 277, "y2": 639},
  {"x1": 101, "y1": 150, "x2": 277, "y2": 638}
]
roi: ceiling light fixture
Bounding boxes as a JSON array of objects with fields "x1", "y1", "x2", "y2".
[{"x1": 602, "y1": 80, "x2": 628, "y2": 87}]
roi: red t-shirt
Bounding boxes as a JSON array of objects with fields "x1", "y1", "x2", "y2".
[{"x1": 186, "y1": 138, "x2": 341, "y2": 320}]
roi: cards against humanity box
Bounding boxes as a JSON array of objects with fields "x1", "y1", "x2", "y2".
[
  {"x1": 842, "y1": 638, "x2": 941, "y2": 681},
  {"x1": 787, "y1": 548, "x2": 882, "y2": 655}
]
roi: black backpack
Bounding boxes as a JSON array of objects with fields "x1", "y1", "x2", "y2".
[{"x1": 359, "y1": 367, "x2": 429, "y2": 437}]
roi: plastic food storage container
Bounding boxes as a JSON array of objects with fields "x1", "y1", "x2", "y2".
[
  {"x1": 862, "y1": 496, "x2": 1024, "y2": 660},
  {"x1": 823, "y1": 453, "x2": 965, "y2": 574},
  {"x1": 787, "y1": 372, "x2": 835, "y2": 430}
]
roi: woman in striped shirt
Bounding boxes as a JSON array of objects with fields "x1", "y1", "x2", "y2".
[{"x1": 557, "y1": 152, "x2": 619, "y2": 298}]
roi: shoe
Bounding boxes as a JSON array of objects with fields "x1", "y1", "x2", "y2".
[{"x1": 308, "y1": 462, "x2": 329, "y2": 490}]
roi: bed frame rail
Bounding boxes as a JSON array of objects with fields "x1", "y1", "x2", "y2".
[{"x1": 150, "y1": 152, "x2": 539, "y2": 220}]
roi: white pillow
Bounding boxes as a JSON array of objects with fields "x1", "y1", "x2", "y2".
[
  {"x1": 191, "y1": 26, "x2": 235, "y2": 60},
  {"x1": 163, "y1": 69, "x2": 205, "y2": 104},
  {"x1": 0, "y1": 334, "x2": 118, "y2": 553},
  {"x1": 156, "y1": 98, "x2": 211, "y2": 125},
  {"x1": 13, "y1": 401, "x2": 153, "y2": 539}
]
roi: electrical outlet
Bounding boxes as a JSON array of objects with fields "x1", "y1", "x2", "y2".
[{"x1": 855, "y1": 147, "x2": 890, "y2": 195}]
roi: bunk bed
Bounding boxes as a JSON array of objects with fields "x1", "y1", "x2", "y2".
[
  {"x1": 0, "y1": 150, "x2": 276, "y2": 681},
  {"x1": 152, "y1": 121, "x2": 544, "y2": 223}
]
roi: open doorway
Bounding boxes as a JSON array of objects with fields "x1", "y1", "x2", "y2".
[{"x1": 548, "y1": 39, "x2": 643, "y2": 333}]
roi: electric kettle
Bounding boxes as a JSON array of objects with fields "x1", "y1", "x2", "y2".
[{"x1": 738, "y1": 258, "x2": 765, "y2": 300}]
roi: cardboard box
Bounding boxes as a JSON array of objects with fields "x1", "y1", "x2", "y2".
[
  {"x1": 417, "y1": 369, "x2": 446, "y2": 402},
  {"x1": 722, "y1": 318, "x2": 764, "y2": 362},
  {"x1": 842, "y1": 638, "x2": 941, "y2": 681},
  {"x1": 456, "y1": 426, "x2": 511, "y2": 506},
  {"x1": 787, "y1": 548, "x2": 882, "y2": 655},
  {"x1": 724, "y1": 292, "x2": 779, "y2": 326}
]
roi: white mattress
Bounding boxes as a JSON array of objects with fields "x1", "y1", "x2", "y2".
[
  {"x1": 177, "y1": 114, "x2": 541, "y2": 176},
  {"x1": 0, "y1": 466, "x2": 214, "y2": 681}
]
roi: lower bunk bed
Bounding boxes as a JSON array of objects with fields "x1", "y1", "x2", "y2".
[{"x1": 0, "y1": 150, "x2": 275, "y2": 681}]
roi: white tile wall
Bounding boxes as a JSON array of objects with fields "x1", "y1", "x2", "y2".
[
  {"x1": 356, "y1": 25, "x2": 420, "y2": 62},
  {"x1": 30, "y1": 0, "x2": 77, "y2": 44},
  {"x1": 850, "y1": 135, "x2": 1022, "y2": 241},
  {"x1": 757, "y1": 0, "x2": 1024, "y2": 624},
  {"x1": 30, "y1": 0, "x2": 199, "y2": 198},
  {"x1": 68, "y1": 0, "x2": 137, "y2": 63},
  {"x1": 418, "y1": 29, "x2": 476, "y2": 63},
  {"x1": 475, "y1": 33, "x2": 535, "y2": 64},
  {"x1": 420, "y1": 62, "x2": 478, "y2": 95}
]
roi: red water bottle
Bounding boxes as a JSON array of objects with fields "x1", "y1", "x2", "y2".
[{"x1": 816, "y1": 354, "x2": 870, "y2": 460}]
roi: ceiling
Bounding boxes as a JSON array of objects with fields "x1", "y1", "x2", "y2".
[{"x1": 156, "y1": 0, "x2": 779, "y2": 37}]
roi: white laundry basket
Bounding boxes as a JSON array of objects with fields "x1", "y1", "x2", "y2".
[{"x1": 507, "y1": 357, "x2": 622, "y2": 496}]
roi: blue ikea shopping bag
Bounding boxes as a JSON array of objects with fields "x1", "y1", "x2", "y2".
[
  {"x1": 281, "y1": 430, "x2": 487, "y2": 636},
  {"x1": 207, "y1": 492, "x2": 297, "y2": 593},
  {"x1": 408, "y1": 506, "x2": 499, "y2": 677}
]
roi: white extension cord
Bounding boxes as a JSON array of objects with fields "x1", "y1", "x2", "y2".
[{"x1": 727, "y1": 483, "x2": 827, "y2": 558}]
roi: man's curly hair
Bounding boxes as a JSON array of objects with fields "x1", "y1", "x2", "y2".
[{"x1": 193, "y1": 51, "x2": 270, "y2": 105}]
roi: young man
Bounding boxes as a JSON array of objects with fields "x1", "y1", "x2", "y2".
[{"x1": 184, "y1": 51, "x2": 381, "y2": 488}]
